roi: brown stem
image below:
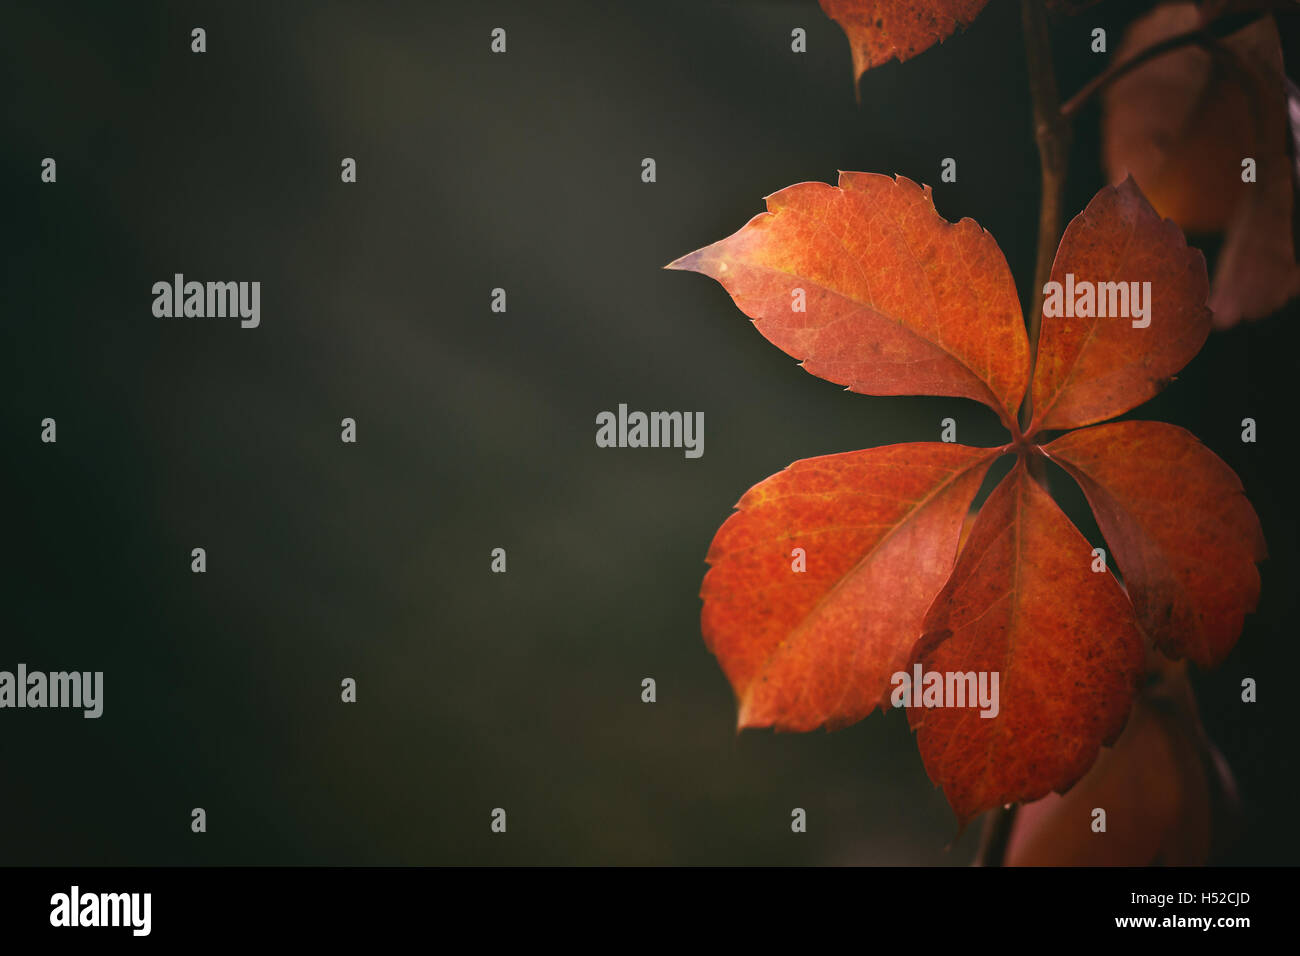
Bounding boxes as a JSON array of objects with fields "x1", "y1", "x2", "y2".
[
  {"x1": 1018, "y1": 0, "x2": 1069, "y2": 448},
  {"x1": 1020, "y1": 0, "x2": 1069, "y2": 376},
  {"x1": 1060, "y1": 27, "x2": 1210, "y2": 119},
  {"x1": 1059, "y1": 10, "x2": 1269, "y2": 119},
  {"x1": 975, "y1": 803, "x2": 1020, "y2": 867}
]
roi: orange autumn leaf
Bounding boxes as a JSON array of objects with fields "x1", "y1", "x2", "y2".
[
  {"x1": 908, "y1": 461, "x2": 1144, "y2": 826},
  {"x1": 669, "y1": 172, "x2": 1265, "y2": 826},
  {"x1": 818, "y1": 0, "x2": 989, "y2": 83},
  {"x1": 702, "y1": 443, "x2": 997, "y2": 732},
  {"x1": 1027, "y1": 177, "x2": 1210, "y2": 435},
  {"x1": 1045, "y1": 421, "x2": 1266, "y2": 669},
  {"x1": 667, "y1": 173, "x2": 1029, "y2": 432}
]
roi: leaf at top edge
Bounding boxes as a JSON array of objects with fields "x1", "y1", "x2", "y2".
[
  {"x1": 818, "y1": 0, "x2": 990, "y2": 82},
  {"x1": 1044, "y1": 420, "x2": 1266, "y2": 669},
  {"x1": 1028, "y1": 177, "x2": 1210, "y2": 435},
  {"x1": 668, "y1": 172, "x2": 1029, "y2": 432},
  {"x1": 908, "y1": 459, "x2": 1145, "y2": 827},
  {"x1": 702, "y1": 441, "x2": 999, "y2": 733}
]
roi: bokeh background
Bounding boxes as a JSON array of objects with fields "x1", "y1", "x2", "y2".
[{"x1": 3, "y1": 0, "x2": 1297, "y2": 864}]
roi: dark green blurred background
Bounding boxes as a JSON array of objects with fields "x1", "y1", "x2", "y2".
[{"x1": 3, "y1": 0, "x2": 1297, "y2": 864}]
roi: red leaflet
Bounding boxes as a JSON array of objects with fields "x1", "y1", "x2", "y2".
[
  {"x1": 908, "y1": 461, "x2": 1144, "y2": 825},
  {"x1": 818, "y1": 0, "x2": 990, "y2": 80},
  {"x1": 1045, "y1": 421, "x2": 1266, "y2": 668},
  {"x1": 703, "y1": 444, "x2": 997, "y2": 732},
  {"x1": 670, "y1": 172, "x2": 1264, "y2": 825},
  {"x1": 667, "y1": 173, "x2": 1029, "y2": 432},
  {"x1": 1028, "y1": 178, "x2": 1210, "y2": 435}
]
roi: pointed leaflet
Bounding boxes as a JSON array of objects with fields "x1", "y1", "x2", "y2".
[
  {"x1": 1045, "y1": 421, "x2": 1265, "y2": 669},
  {"x1": 702, "y1": 442, "x2": 998, "y2": 732},
  {"x1": 819, "y1": 1, "x2": 989, "y2": 80},
  {"x1": 908, "y1": 460, "x2": 1144, "y2": 825},
  {"x1": 668, "y1": 173, "x2": 1029, "y2": 431},
  {"x1": 1028, "y1": 178, "x2": 1211, "y2": 435}
]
